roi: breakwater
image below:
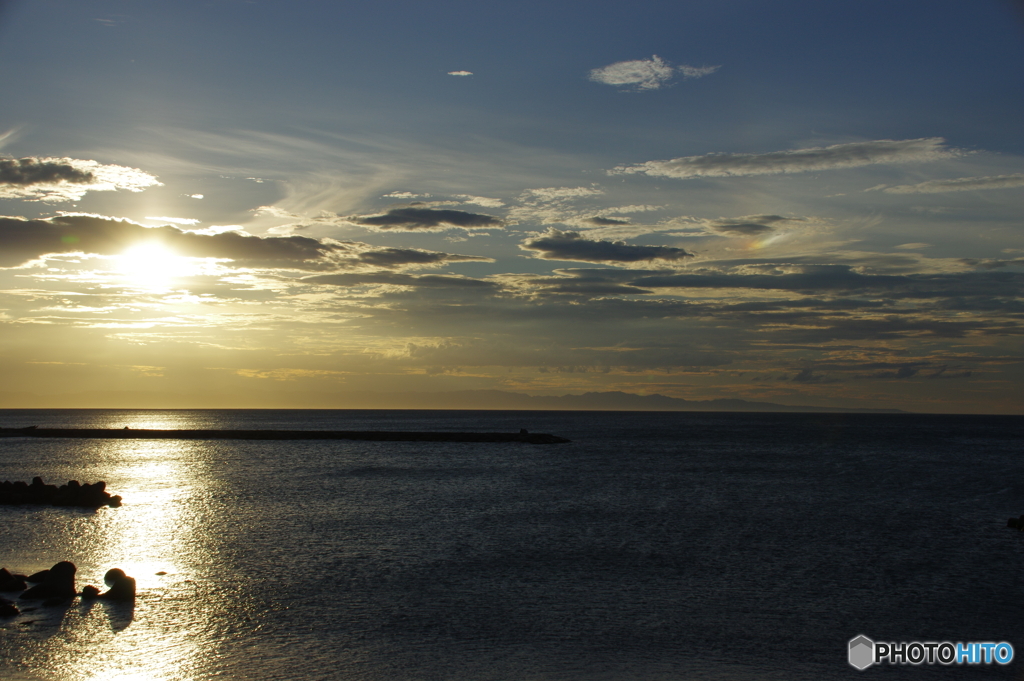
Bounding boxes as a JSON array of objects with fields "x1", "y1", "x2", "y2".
[
  {"x1": 0, "y1": 428, "x2": 571, "y2": 444},
  {"x1": 0, "y1": 477, "x2": 122, "y2": 508}
]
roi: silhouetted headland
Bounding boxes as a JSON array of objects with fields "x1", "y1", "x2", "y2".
[{"x1": 0, "y1": 427, "x2": 571, "y2": 444}]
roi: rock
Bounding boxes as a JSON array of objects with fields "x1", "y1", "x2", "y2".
[
  {"x1": 100, "y1": 568, "x2": 136, "y2": 601},
  {"x1": 0, "y1": 597, "x2": 18, "y2": 617},
  {"x1": 26, "y1": 570, "x2": 49, "y2": 584},
  {"x1": 19, "y1": 561, "x2": 76, "y2": 601},
  {"x1": 0, "y1": 568, "x2": 27, "y2": 592},
  {"x1": 82, "y1": 568, "x2": 135, "y2": 602}
]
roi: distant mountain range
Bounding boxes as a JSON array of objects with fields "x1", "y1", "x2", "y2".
[
  {"x1": 0, "y1": 388, "x2": 906, "y2": 413},
  {"x1": 425, "y1": 390, "x2": 907, "y2": 413}
]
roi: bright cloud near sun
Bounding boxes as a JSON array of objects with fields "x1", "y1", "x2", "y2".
[
  {"x1": 114, "y1": 243, "x2": 195, "y2": 291},
  {"x1": 146, "y1": 216, "x2": 201, "y2": 225}
]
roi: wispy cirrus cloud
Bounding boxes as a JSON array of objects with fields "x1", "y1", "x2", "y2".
[
  {"x1": 0, "y1": 157, "x2": 161, "y2": 201},
  {"x1": 678, "y1": 65, "x2": 720, "y2": 78},
  {"x1": 509, "y1": 185, "x2": 662, "y2": 233},
  {"x1": 588, "y1": 56, "x2": 719, "y2": 91},
  {"x1": 869, "y1": 173, "x2": 1024, "y2": 194},
  {"x1": 376, "y1": 193, "x2": 502, "y2": 210},
  {"x1": 521, "y1": 229, "x2": 693, "y2": 264},
  {"x1": 611, "y1": 138, "x2": 956, "y2": 179}
]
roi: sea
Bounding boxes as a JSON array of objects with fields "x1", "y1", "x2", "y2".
[{"x1": 1, "y1": 408, "x2": 1023, "y2": 680}]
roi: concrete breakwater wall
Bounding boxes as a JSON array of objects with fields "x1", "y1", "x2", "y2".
[
  {"x1": 0, "y1": 477, "x2": 122, "y2": 508},
  {"x1": 0, "y1": 428, "x2": 571, "y2": 444}
]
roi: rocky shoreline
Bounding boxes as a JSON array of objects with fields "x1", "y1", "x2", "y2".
[{"x1": 1, "y1": 562, "x2": 135, "y2": 616}]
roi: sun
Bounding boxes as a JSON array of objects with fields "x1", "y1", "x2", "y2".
[{"x1": 115, "y1": 242, "x2": 188, "y2": 290}]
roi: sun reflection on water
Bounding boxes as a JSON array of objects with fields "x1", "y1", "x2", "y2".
[
  {"x1": 90, "y1": 412, "x2": 211, "y2": 431},
  {"x1": 2, "y1": 439, "x2": 235, "y2": 680}
]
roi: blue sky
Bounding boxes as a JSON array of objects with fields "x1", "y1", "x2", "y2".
[{"x1": 0, "y1": 0, "x2": 1022, "y2": 412}]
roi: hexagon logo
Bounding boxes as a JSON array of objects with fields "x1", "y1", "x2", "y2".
[{"x1": 849, "y1": 635, "x2": 875, "y2": 670}]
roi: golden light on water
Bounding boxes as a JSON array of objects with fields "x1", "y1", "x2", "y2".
[{"x1": 6, "y1": 439, "x2": 233, "y2": 681}]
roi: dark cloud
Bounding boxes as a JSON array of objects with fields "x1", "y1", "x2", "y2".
[
  {"x1": 926, "y1": 366, "x2": 974, "y2": 379},
  {"x1": 629, "y1": 266, "x2": 1024, "y2": 299},
  {"x1": 350, "y1": 207, "x2": 503, "y2": 231},
  {"x1": 533, "y1": 282, "x2": 654, "y2": 296},
  {"x1": 631, "y1": 265, "x2": 894, "y2": 291},
  {"x1": 305, "y1": 272, "x2": 497, "y2": 289},
  {"x1": 769, "y1": 360, "x2": 979, "y2": 382},
  {"x1": 0, "y1": 157, "x2": 159, "y2": 200},
  {"x1": 856, "y1": 364, "x2": 921, "y2": 379},
  {"x1": 792, "y1": 368, "x2": 840, "y2": 383},
  {"x1": 895, "y1": 365, "x2": 918, "y2": 379},
  {"x1": 521, "y1": 229, "x2": 693, "y2": 263},
  {"x1": 494, "y1": 268, "x2": 1024, "y2": 345},
  {"x1": 402, "y1": 335, "x2": 730, "y2": 370},
  {"x1": 171, "y1": 230, "x2": 343, "y2": 265},
  {"x1": 775, "y1": 317, "x2": 1001, "y2": 343},
  {"x1": 712, "y1": 222, "x2": 773, "y2": 236},
  {"x1": 721, "y1": 297, "x2": 890, "y2": 312},
  {"x1": 585, "y1": 216, "x2": 631, "y2": 226},
  {"x1": 708, "y1": 215, "x2": 798, "y2": 236},
  {"x1": 959, "y1": 257, "x2": 1024, "y2": 270},
  {"x1": 932, "y1": 296, "x2": 1024, "y2": 313},
  {"x1": 499, "y1": 271, "x2": 657, "y2": 298},
  {"x1": 353, "y1": 247, "x2": 491, "y2": 269},
  {"x1": 0, "y1": 158, "x2": 95, "y2": 186},
  {"x1": 0, "y1": 215, "x2": 348, "y2": 268},
  {"x1": 518, "y1": 267, "x2": 1024, "y2": 320}
]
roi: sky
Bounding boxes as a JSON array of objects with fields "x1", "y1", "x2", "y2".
[{"x1": 0, "y1": 0, "x2": 1022, "y2": 413}]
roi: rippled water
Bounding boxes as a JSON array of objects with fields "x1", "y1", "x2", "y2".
[{"x1": 1, "y1": 409, "x2": 1023, "y2": 680}]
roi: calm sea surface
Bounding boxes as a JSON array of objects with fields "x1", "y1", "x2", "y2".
[{"x1": 1, "y1": 409, "x2": 1023, "y2": 680}]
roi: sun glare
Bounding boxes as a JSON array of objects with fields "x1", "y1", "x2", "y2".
[{"x1": 116, "y1": 243, "x2": 188, "y2": 290}]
